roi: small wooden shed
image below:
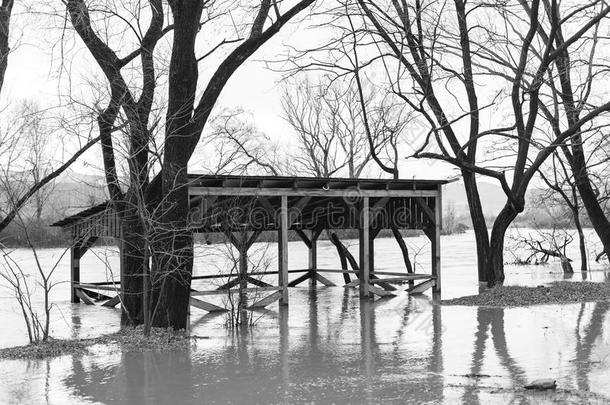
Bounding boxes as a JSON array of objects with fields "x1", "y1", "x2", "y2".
[{"x1": 53, "y1": 174, "x2": 450, "y2": 311}]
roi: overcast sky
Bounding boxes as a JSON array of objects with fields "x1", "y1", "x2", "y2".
[{"x1": 0, "y1": 3, "x2": 483, "y2": 183}]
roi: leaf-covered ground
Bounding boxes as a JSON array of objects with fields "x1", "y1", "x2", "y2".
[
  {"x1": 442, "y1": 281, "x2": 610, "y2": 307},
  {"x1": 0, "y1": 326, "x2": 203, "y2": 360}
]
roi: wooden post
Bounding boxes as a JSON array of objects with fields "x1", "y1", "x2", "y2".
[
  {"x1": 432, "y1": 188, "x2": 442, "y2": 293},
  {"x1": 278, "y1": 195, "x2": 289, "y2": 305},
  {"x1": 369, "y1": 233, "x2": 375, "y2": 278},
  {"x1": 359, "y1": 197, "x2": 371, "y2": 298},
  {"x1": 309, "y1": 230, "x2": 318, "y2": 287},
  {"x1": 70, "y1": 245, "x2": 80, "y2": 303},
  {"x1": 239, "y1": 234, "x2": 248, "y2": 311}
]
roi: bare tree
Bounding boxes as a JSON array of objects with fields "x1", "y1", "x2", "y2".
[
  {"x1": 349, "y1": 0, "x2": 610, "y2": 286},
  {"x1": 0, "y1": 192, "x2": 70, "y2": 344},
  {"x1": 64, "y1": 0, "x2": 316, "y2": 329},
  {"x1": 0, "y1": 0, "x2": 13, "y2": 92},
  {"x1": 281, "y1": 76, "x2": 372, "y2": 177},
  {"x1": 538, "y1": 151, "x2": 587, "y2": 271},
  {"x1": 203, "y1": 110, "x2": 283, "y2": 176}
]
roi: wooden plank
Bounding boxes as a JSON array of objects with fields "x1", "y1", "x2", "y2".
[
  {"x1": 75, "y1": 289, "x2": 95, "y2": 305},
  {"x1": 295, "y1": 228, "x2": 312, "y2": 248},
  {"x1": 314, "y1": 268, "x2": 358, "y2": 274},
  {"x1": 344, "y1": 279, "x2": 359, "y2": 288},
  {"x1": 369, "y1": 285, "x2": 396, "y2": 297},
  {"x1": 191, "y1": 287, "x2": 281, "y2": 296},
  {"x1": 102, "y1": 295, "x2": 121, "y2": 308},
  {"x1": 288, "y1": 271, "x2": 313, "y2": 287},
  {"x1": 279, "y1": 195, "x2": 289, "y2": 304},
  {"x1": 407, "y1": 279, "x2": 436, "y2": 295},
  {"x1": 216, "y1": 277, "x2": 240, "y2": 290},
  {"x1": 247, "y1": 290, "x2": 282, "y2": 309},
  {"x1": 370, "y1": 275, "x2": 434, "y2": 283},
  {"x1": 191, "y1": 269, "x2": 308, "y2": 280},
  {"x1": 314, "y1": 273, "x2": 336, "y2": 286},
  {"x1": 73, "y1": 283, "x2": 121, "y2": 292},
  {"x1": 246, "y1": 276, "x2": 272, "y2": 287},
  {"x1": 79, "y1": 288, "x2": 112, "y2": 301},
  {"x1": 189, "y1": 187, "x2": 439, "y2": 198},
  {"x1": 189, "y1": 297, "x2": 228, "y2": 312}
]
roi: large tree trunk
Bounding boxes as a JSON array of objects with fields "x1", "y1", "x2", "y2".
[
  {"x1": 488, "y1": 204, "x2": 519, "y2": 287},
  {"x1": 462, "y1": 170, "x2": 490, "y2": 282},
  {"x1": 120, "y1": 212, "x2": 145, "y2": 326},
  {"x1": 566, "y1": 151, "x2": 610, "y2": 261},
  {"x1": 148, "y1": 0, "x2": 202, "y2": 330}
]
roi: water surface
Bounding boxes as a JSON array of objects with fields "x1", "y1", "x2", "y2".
[{"x1": 1, "y1": 230, "x2": 609, "y2": 404}]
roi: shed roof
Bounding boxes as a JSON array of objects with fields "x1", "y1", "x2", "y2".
[{"x1": 52, "y1": 174, "x2": 455, "y2": 228}]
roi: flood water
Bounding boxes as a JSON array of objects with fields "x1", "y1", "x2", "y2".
[{"x1": 1, "y1": 230, "x2": 609, "y2": 404}]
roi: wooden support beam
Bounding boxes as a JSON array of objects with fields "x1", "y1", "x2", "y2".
[
  {"x1": 314, "y1": 273, "x2": 336, "y2": 286},
  {"x1": 245, "y1": 230, "x2": 262, "y2": 250},
  {"x1": 222, "y1": 230, "x2": 241, "y2": 249},
  {"x1": 248, "y1": 290, "x2": 282, "y2": 309},
  {"x1": 189, "y1": 297, "x2": 228, "y2": 312},
  {"x1": 295, "y1": 228, "x2": 311, "y2": 248},
  {"x1": 289, "y1": 196, "x2": 312, "y2": 226},
  {"x1": 309, "y1": 229, "x2": 318, "y2": 288},
  {"x1": 288, "y1": 270, "x2": 313, "y2": 287},
  {"x1": 216, "y1": 277, "x2": 240, "y2": 290},
  {"x1": 246, "y1": 276, "x2": 272, "y2": 287},
  {"x1": 73, "y1": 283, "x2": 120, "y2": 292},
  {"x1": 370, "y1": 275, "x2": 435, "y2": 283},
  {"x1": 192, "y1": 287, "x2": 281, "y2": 296},
  {"x1": 102, "y1": 295, "x2": 121, "y2": 308},
  {"x1": 407, "y1": 279, "x2": 436, "y2": 295},
  {"x1": 369, "y1": 285, "x2": 396, "y2": 297},
  {"x1": 278, "y1": 195, "x2": 289, "y2": 304},
  {"x1": 78, "y1": 288, "x2": 112, "y2": 301},
  {"x1": 359, "y1": 197, "x2": 371, "y2": 298},
  {"x1": 414, "y1": 197, "x2": 436, "y2": 224},
  {"x1": 238, "y1": 239, "x2": 248, "y2": 310},
  {"x1": 190, "y1": 187, "x2": 440, "y2": 198},
  {"x1": 75, "y1": 289, "x2": 95, "y2": 305},
  {"x1": 430, "y1": 189, "x2": 441, "y2": 293},
  {"x1": 344, "y1": 279, "x2": 359, "y2": 288},
  {"x1": 70, "y1": 246, "x2": 80, "y2": 303},
  {"x1": 329, "y1": 232, "x2": 352, "y2": 284},
  {"x1": 76, "y1": 236, "x2": 99, "y2": 259}
]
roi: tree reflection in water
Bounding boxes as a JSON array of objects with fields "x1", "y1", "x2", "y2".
[{"x1": 54, "y1": 289, "x2": 609, "y2": 404}]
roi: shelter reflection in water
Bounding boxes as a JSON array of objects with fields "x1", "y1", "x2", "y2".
[{"x1": 35, "y1": 287, "x2": 607, "y2": 404}]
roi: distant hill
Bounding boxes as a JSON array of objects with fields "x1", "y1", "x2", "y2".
[{"x1": 6, "y1": 170, "x2": 553, "y2": 226}]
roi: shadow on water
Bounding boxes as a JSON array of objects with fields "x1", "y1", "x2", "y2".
[{"x1": 1, "y1": 287, "x2": 609, "y2": 404}]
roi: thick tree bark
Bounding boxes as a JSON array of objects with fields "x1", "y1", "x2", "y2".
[
  {"x1": 566, "y1": 152, "x2": 610, "y2": 261},
  {"x1": 462, "y1": 170, "x2": 491, "y2": 282},
  {"x1": 488, "y1": 204, "x2": 519, "y2": 287},
  {"x1": 0, "y1": 0, "x2": 13, "y2": 93},
  {"x1": 551, "y1": 26, "x2": 610, "y2": 263},
  {"x1": 120, "y1": 211, "x2": 146, "y2": 326},
  {"x1": 149, "y1": 0, "x2": 202, "y2": 330}
]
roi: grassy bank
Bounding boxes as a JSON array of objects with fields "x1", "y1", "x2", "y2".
[
  {"x1": 0, "y1": 327, "x2": 205, "y2": 360},
  {"x1": 442, "y1": 281, "x2": 610, "y2": 307}
]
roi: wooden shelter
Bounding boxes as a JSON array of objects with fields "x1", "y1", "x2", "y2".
[{"x1": 52, "y1": 174, "x2": 450, "y2": 312}]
